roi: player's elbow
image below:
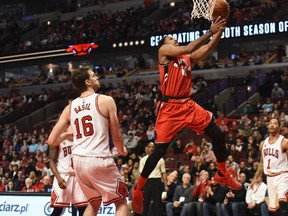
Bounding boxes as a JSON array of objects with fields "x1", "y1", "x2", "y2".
[{"x1": 47, "y1": 139, "x2": 59, "y2": 148}]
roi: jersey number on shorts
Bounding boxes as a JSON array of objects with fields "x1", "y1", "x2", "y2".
[{"x1": 74, "y1": 116, "x2": 94, "y2": 139}]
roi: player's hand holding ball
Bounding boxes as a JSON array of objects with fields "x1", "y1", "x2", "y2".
[
  {"x1": 212, "y1": 0, "x2": 230, "y2": 21},
  {"x1": 209, "y1": 16, "x2": 226, "y2": 34}
]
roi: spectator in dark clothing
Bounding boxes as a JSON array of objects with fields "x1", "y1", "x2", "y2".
[
  {"x1": 238, "y1": 161, "x2": 250, "y2": 180},
  {"x1": 207, "y1": 162, "x2": 217, "y2": 179},
  {"x1": 165, "y1": 173, "x2": 194, "y2": 216},
  {"x1": 220, "y1": 179, "x2": 247, "y2": 216},
  {"x1": 203, "y1": 177, "x2": 226, "y2": 216},
  {"x1": 242, "y1": 101, "x2": 255, "y2": 115},
  {"x1": 24, "y1": 157, "x2": 36, "y2": 175},
  {"x1": 0, "y1": 155, "x2": 10, "y2": 171},
  {"x1": 8, "y1": 164, "x2": 19, "y2": 182},
  {"x1": 173, "y1": 138, "x2": 184, "y2": 155},
  {"x1": 161, "y1": 170, "x2": 178, "y2": 215},
  {"x1": 276, "y1": 42, "x2": 286, "y2": 62},
  {"x1": 162, "y1": 170, "x2": 178, "y2": 203},
  {"x1": 13, "y1": 170, "x2": 25, "y2": 191}
]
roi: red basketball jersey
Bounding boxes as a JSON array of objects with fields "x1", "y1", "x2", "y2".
[{"x1": 158, "y1": 54, "x2": 192, "y2": 97}]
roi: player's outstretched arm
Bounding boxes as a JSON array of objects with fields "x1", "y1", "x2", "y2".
[
  {"x1": 189, "y1": 27, "x2": 223, "y2": 63},
  {"x1": 186, "y1": 16, "x2": 226, "y2": 52},
  {"x1": 189, "y1": 8, "x2": 230, "y2": 64},
  {"x1": 159, "y1": 17, "x2": 226, "y2": 58}
]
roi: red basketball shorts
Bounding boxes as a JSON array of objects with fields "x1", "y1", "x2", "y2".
[{"x1": 155, "y1": 99, "x2": 212, "y2": 143}]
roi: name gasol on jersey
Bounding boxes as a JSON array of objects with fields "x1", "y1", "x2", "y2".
[
  {"x1": 263, "y1": 147, "x2": 279, "y2": 158},
  {"x1": 74, "y1": 103, "x2": 91, "y2": 113}
]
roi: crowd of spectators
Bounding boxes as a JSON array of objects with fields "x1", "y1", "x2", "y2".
[
  {"x1": 0, "y1": 66, "x2": 287, "y2": 195},
  {"x1": 0, "y1": 1, "x2": 287, "y2": 215},
  {"x1": 0, "y1": 83, "x2": 79, "y2": 128},
  {"x1": 0, "y1": 1, "x2": 286, "y2": 91},
  {"x1": 0, "y1": 68, "x2": 287, "y2": 216},
  {"x1": 0, "y1": 0, "x2": 284, "y2": 55},
  {"x1": 0, "y1": 87, "x2": 58, "y2": 117}
]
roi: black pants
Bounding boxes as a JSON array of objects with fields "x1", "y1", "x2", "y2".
[
  {"x1": 142, "y1": 178, "x2": 163, "y2": 216},
  {"x1": 247, "y1": 203, "x2": 262, "y2": 216}
]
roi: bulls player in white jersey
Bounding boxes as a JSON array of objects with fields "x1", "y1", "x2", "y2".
[
  {"x1": 49, "y1": 127, "x2": 88, "y2": 216},
  {"x1": 251, "y1": 118, "x2": 288, "y2": 215},
  {"x1": 47, "y1": 66, "x2": 129, "y2": 216}
]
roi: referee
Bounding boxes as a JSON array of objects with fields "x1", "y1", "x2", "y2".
[{"x1": 140, "y1": 142, "x2": 167, "y2": 216}]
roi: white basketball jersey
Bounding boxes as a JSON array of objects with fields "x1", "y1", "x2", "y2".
[
  {"x1": 70, "y1": 93, "x2": 112, "y2": 157},
  {"x1": 57, "y1": 139, "x2": 74, "y2": 175},
  {"x1": 262, "y1": 135, "x2": 288, "y2": 175}
]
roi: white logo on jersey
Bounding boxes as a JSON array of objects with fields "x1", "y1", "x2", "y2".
[
  {"x1": 164, "y1": 73, "x2": 168, "y2": 84},
  {"x1": 177, "y1": 58, "x2": 191, "y2": 77}
]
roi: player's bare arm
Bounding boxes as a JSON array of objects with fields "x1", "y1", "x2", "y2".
[
  {"x1": 282, "y1": 138, "x2": 288, "y2": 155},
  {"x1": 189, "y1": 29, "x2": 223, "y2": 63},
  {"x1": 158, "y1": 16, "x2": 226, "y2": 62},
  {"x1": 60, "y1": 131, "x2": 73, "y2": 142},
  {"x1": 186, "y1": 16, "x2": 226, "y2": 52},
  {"x1": 187, "y1": 7, "x2": 230, "y2": 64},
  {"x1": 47, "y1": 105, "x2": 70, "y2": 147},
  {"x1": 49, "y1": 147, "x2": 67, "y2": 189},
  {"x1": 98, "y1": 95, "x2": 127, "y2": 156},
  {"x1": 251, "y1": 141, "x2": 264, "y2": 188}
]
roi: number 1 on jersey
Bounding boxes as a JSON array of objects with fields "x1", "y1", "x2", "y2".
[{"x1": 267, "y1": 158, "x2": 271, "y2": 169}]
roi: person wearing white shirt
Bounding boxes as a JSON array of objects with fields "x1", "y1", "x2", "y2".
[{"x1": 245, "y1": 176, "x2": 267, "y2": 216}]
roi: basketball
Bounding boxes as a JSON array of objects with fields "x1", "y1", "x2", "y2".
[{"x1": 212, "y1": 0, "x2": 229, "y2": 19}]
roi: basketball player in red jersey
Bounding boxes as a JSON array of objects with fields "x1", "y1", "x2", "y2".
[
  {"x1": 47, "y1": 66, "x2": 129, "y2": 216},
  {"x1": 132, "y1": 16, "x2": 242, "y2": 214},
  {"x1": 251, "y1": 118, "x2": 288, "y2": 215}
]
